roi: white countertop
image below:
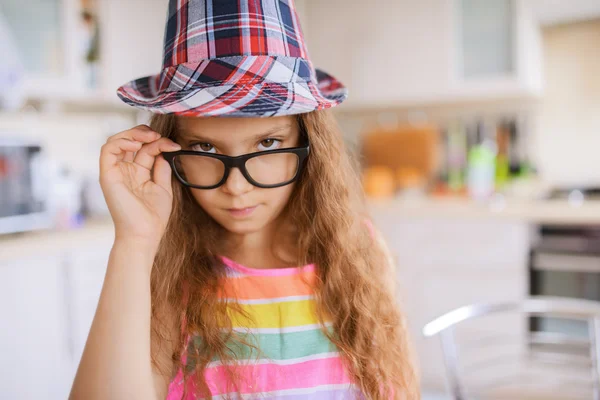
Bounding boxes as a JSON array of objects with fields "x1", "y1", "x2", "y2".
[
  {"x1": 368, "y1": 196, "x2": 600, "y2": 225},
  {"x1": 3, "y1": 197, "x2": 600, "y2": 264},
  {"x1": 0, "y1": 217, "x2": 115, "y2": 264}
]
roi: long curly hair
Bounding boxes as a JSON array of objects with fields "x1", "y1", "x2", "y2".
[{"x1": 148, "y1": 110, "x2": 420, "y2": 399}]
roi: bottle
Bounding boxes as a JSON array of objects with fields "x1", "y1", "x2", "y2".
[
  {"x1": 495, "y1": 120, "x2": 510, "y2": 190},
  {"x1": 467, "y1": 121, "x2": 497, "y2": 201},
  {"x1": 446, "y1": 121, "x2": 468, "y2": 193},
  {"x1": 48, "y1": 163, "x2": 84, "y2": 230}
]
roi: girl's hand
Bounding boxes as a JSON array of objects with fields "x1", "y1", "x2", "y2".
[{"x1": 99, "y1": 125, "x2": 181, "y2": 247}]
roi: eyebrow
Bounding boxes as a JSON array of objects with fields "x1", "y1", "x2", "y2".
[{"x1": 180, "y1": 124, "x2": 293, "y2": 145}]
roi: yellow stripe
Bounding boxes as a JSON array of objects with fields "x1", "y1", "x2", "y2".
[{"x1": 227, "y1": 299, "x2": 318, "y2": 329}]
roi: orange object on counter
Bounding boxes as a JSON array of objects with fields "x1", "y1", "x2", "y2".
[
  {"x1": 396, "y1": 167, "x2": 425, "y2": 189},
  {"x1": 362, "y1": 123, "x2": 440, "y2": 183},
  {"x1": 362, "y1": 166, "x2": 396, "y2": 198}
]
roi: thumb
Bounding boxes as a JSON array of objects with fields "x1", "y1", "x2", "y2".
[{"x1": 153, "y1": 154, "x2": 174, "y2": 195}]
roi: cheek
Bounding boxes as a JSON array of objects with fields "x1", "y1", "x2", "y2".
[
  {"x1": 256, "y1": 184, "x2": 296, "y2": 223},
  {"x1": 265, "y1": 184, "x2": 295, "y2": 208},
  {"x1": 190, "y1": 189, "x2": 218, "y2": 210}
]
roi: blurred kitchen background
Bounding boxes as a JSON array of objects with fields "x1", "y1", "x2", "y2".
[{"x1": 2, "y1": 0, "x2": 600, "y2": 399}]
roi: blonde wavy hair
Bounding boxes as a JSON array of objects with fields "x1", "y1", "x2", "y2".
[{"x1": 149, "y1": 110, "x2": 420, "y2": 399}]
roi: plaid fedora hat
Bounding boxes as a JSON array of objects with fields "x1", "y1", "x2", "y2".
[{"x1": 116, "y1": 0, "x2": 348, "y2": 117}]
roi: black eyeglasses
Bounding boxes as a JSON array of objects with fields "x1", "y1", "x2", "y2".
[{"x1": 162, "y1": 143, "x2": 310, "y2": 189}]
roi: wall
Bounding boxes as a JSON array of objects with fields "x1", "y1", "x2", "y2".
[
  {"x1": 301, "y1": 0, "x2": 454, "y2": 108},
  {"x1": 98, "y1": 0, "x2": 166, "y2": 96},
  {"x1": 529, "y1": 0, "x2": 600, "y2": 25},
  {"x1": 0, "y1": 111, "x2": 135, "y2": 180},
  {"x1": 532, "y1": 19, "x2": 600, "y2": 186}
]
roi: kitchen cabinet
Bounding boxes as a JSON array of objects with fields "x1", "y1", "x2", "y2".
[
  {"x1": 449, "y1": 0, "x2": 543, "y2": 101},
  {"x1": 0, "y1": 255, "x2": 72, "y2": 399},
  {"x1": 97, "y1": 0, "x2": 166, "y2": 101},
  {"x1": 459, "y1": 0, "x2": 515, "y2": 79},
  {"x1": 1, "y1": 0, "x2": 84, "y2": 98},
  {"x1": 64, "y1": 240, "x2": 112, "y2": 370},
  {"x1": 530, "y1": 0, "x2": 600, "y2": 26},
  {"x1": 369, "y1": 213, "x2": 530, "y2": 391},
  {"x1": 303, "y1": 0, "x2": 454, "y2": 108},
  {"x1": 0, "y1": 220, "x2": 115, "y2": 399},
  {"x1": 2, "y1": 0, "x2": 166, "y2": 107},
  {"x1": 302, "y1": 0, "x2": 542, "y2": 109}
]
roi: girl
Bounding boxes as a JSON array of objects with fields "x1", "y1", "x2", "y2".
[{"x1": 70, "y1": 1, "x2": 419, "y2": 399}]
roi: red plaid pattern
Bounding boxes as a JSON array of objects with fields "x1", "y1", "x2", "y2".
[{"x1": 117, "y1": 0, "x2": 347, "y2": 117}]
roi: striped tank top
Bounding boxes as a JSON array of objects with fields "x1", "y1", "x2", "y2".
[{"x1": 166, "y1": 255, "x2": 363, "y2": 399}]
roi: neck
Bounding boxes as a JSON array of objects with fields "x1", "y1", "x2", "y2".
[{"x1": 220, "y1": 218, "x2": 299, "y2": 269}]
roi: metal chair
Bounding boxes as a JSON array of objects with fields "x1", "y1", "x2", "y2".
[{"x1": 422, "y1": 296, "x2": 600, "y2": 400}]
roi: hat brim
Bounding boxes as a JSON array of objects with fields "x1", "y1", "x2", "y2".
[{"x1": 116, "y1": 67, "x2": 347, "y2": 118}]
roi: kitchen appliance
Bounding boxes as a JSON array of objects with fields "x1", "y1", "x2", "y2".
[
  {"x1": 0, "y1": 9, "x2": 25, "y2": 111},
  {"x1": 529, "y1": 224, "x2": 600, "y2": 339},
  {"x1": 545, "y1": 186, "x2": 600, "y2": 202},
  {"x1": 0, "y1": 137, "x2": 52, "y2": 234}
]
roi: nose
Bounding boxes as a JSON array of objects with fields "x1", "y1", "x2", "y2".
[{"x1": 221, "y1": 166, "x2": 253, "y2": 196}]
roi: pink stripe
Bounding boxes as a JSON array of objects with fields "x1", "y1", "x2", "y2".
[
  {"x1": 166, "y1": 369, "x2": 185, "y2": 400},
  {"x1": 205, "y1": 356, "x2": 351, "y2": 395},
  {"x1": 219, "y1": 256, "x2": 315, "y2": 277}
]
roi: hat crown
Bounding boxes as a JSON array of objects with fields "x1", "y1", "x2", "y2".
[
  {"x1": 162, "y1": 0, "x2": 309, "y2": 69},
  {"x1": 116, "y1": 0, "x2": 347, "y2": 117}
]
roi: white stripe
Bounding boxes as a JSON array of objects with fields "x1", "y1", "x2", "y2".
[
  {"x1": 172, "y1": 0, "x2": 183, "y2": 65},
  {"x1": 212, "y1": 383, "x2": 358, "y2": 400},
  {"x1": 232, "y1": 56, "x2": 263, "y2": 84},
  {"x1": 187, "y1": 24, "x2": 295, "y2": 41},
  {"x1": 163, "y1": 12, "x2": 297, "y2": 49},
  {"x1": 274, "y1": 0, "x2": 289, "y2": 56},
  {"x1": 231, "y1": 322, "x2": 332, "y2": 335},
  {"x1": 182, "y1": 12, "x2": 295, "y2": 37},
  {"x1": 223, "y1": 294, "x2": 314, "y2": 305},
  {"x1": 206, "y1": 0, "x2": 216, "y2": 58},
  {"x1": 206, "y1": 351, "x2": 340, "y2": 368}
]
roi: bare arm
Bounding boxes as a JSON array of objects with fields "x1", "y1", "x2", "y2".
[
  {"x1": 70, "y1": 125, "x2": 181, "y2": 400},
  {"x1": 69, "y1": 240, "x2": 170, "y2": 400}
]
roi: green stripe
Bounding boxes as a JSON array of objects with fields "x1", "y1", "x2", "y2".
[{"x1": 187, "y1": 326, "x2": 338, "y2": 367}]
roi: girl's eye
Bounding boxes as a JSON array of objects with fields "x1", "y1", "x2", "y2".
[
  {"x1": 258, "y1": 138, "x2": 282, "y2": 151},
  {"x1": 191, "y1": 143, "x2": 216, "y2": 153}
]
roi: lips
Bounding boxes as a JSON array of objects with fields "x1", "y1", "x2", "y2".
[{"x1": 226, "y1": 205, "x2": 258, "y2": 218}]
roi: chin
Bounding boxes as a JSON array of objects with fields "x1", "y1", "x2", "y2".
[
  {"x1": 218, "y1": 217, "x2": 267, "y2": 234},
  {"x1": 211, "y1": 210, "x2": 266, "y2": 234}
]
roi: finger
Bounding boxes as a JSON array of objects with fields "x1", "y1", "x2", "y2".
[
  {"x1": 99, "y1": 138, "x2": 143, "y2": 173},
  {"x1": 133, "y1": 138, "x2": 181, "y2": 170},
  {"x1": 107, "y1": 125, "x2": 160, "y2": 144},
  {"x1": 153, "y1": 154, "x2": 173, "y2": 196},
  {"x1": 123, "y1": 150, "x2": 135, "y2": 163},
  {"x1": 107, "y1": 126, "x2": 160, "y2": 164}
]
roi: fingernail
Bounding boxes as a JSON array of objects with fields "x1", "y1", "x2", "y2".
[{"x1": 171, "y1": 143, "x2": 181, "y2": 149}]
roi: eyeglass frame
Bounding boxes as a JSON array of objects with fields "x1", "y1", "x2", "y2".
[{"x1": 162, "y1": 142, "x2": 310, "y2": 190}]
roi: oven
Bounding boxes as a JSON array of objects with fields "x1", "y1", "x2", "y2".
[
  {"x1": 529, "y1": 225, "x2": 600, "y2": 339},
  {"x1": 0, "y1": 137, "x2": 51, "y2": 234}
]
